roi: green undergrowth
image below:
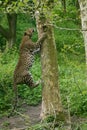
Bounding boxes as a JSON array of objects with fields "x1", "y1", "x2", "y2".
[
  {"x1": 59, "y1": 52, "x2": 87, "y2": 116},
  {"x1": 27, "y1": 115, "x2": 87, "y2": 130},
  {"x1": 28, "y1": 123, "x2": 87, "y2": 130},
  {"x1": 0, "y1": 48, "x2": 87, "y2": 118},
  {"x1": 0, "y1": 49, "x2": 42, "y2": 116}
]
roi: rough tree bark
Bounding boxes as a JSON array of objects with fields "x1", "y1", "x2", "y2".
[
  {"x1": 35, "y1": 11, "x2": 63, "y2": 121},
  {"x1": 78, "y1": 0, "x2": 87, "y2": 64}
]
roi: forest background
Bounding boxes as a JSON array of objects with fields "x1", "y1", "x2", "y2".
[{"x1": 0, "y1": 0, "x2": 87, "y2": 129}]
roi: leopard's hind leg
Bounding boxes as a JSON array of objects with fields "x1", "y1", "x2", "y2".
[{"x1": 23, "y1": 72, "x2": 41, "y2": 88}]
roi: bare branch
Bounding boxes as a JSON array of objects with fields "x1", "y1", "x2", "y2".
[{"x1": 46, "y1": 24, "x2": 87, "y2": 32}]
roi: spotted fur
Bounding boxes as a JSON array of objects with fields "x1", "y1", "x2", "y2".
[{"x1": 13, "y1": 28, "x2": 47, "y2": 109}]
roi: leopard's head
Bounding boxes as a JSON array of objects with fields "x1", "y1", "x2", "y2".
[{"x1": 24, "y1": 28, "x2": 35, "y2": 38}]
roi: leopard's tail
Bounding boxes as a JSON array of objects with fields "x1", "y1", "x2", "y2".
[
  {"x1": 8, "y1": 82, "x2": 18, "y2": 117},
  {"x1": 13, "y1": 82, "x2": 18, "y2": 110}
]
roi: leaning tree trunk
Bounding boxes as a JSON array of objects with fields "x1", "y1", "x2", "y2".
[
  {"x1": 78, "y1": 0, "x2": 87, "y2": 64},
  {"x1": 35, "y1": 11, "x2": 63, "y2": 120}
]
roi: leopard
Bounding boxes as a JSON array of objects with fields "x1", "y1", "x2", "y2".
[{"x1": 13, "y1": 28, "x2": 47, "y2": 110}]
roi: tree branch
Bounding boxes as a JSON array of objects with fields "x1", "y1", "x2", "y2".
[{"x1": 46, "y1": 24, "x2": 87, "y2": 32}]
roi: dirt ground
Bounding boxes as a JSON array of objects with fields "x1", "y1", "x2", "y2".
[
  {"x1": 0, "y1": 104, "x2": 87, "y2": 130},
  {"x1": 0, "y1": 104, "x2": 41, "y2": 130}
]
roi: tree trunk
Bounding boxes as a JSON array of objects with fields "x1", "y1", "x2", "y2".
[
  {"x1": 35, "y1": 11, "x2": 63, "y2": 120},
  {"x1": 0, "y1": 13, "x2": 17, "y2": 49},
  {"x1": 7, "y1": 13, "x2": 17, "y2": 48},
  {"x1": 78, "y1": 0, "x2": 87, "y2": 64}
]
